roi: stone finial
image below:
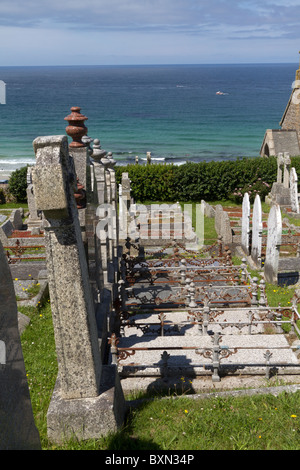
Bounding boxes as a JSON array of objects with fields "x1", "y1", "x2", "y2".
[
  {"x1": 64, "y1": 106, "x2": 88, "y2": 148},
  {"x1": 107, "y1": 151, "x2": 116, "y2": 168},
  {"x1": 81, "y1": 135, "x2": 93, "y2": 156},
  {"x1": 92, "y1": 138, "x2": 107, "y2": 162}
]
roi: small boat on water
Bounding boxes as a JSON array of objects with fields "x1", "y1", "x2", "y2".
[{"x1": 216, "y1": 90, "x2": 226, "y2": 95}]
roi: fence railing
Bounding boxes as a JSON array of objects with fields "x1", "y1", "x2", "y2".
[
  {"x1": 108, "y1": 331, "x2": 300, "y2": 383},
  {"x1": 4, "y1": 239, "x2": 46, "y2": 263}
]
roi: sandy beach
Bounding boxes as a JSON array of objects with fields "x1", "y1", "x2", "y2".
[{"x1": 0, "y1": 171, "x2": 11, "y2": 182}]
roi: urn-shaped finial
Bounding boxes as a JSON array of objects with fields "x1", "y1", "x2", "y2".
[{"x1": 64, "y1": 106, "x2": 88, "y2": 148}]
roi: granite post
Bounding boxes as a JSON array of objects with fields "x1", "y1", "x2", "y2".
[
  {"x1": 32, "y1": 135, "x2": 125, "y2": 443},
  {"x1": 0, "y1": 239, "x2": 41, "y2": 449},
  {"x1": 119, "y1": 172, "x2": 131, "y2": 241}
]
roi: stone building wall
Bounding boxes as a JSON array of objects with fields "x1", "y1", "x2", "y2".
[{"x1": 260, "y1": 56, "x2": 300, "y2": 157}]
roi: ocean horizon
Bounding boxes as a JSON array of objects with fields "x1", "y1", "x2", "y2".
[{"x1": 0, "y1": 62, "x2": 298, "y2": 178}]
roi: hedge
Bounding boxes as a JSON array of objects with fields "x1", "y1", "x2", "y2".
[{"x1": 116, "y1": 156, "x2": 300, "y2": 203}]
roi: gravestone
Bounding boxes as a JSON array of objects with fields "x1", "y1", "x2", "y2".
[
  {"x1": 214, "y1": 204, "x2": 223, "y2": 235},
  {"x1": 264, "y1": 204, "x2": 282, "y2": 284},
  {"x1": 290, "y1": 167, "x2": 299, "y2": 213},
  {"x1": 9, "y1": 209, "x2": 23, "y2": 230},
  {"x1": 214, "y1": 205, "x2": 232, "y2": 244},
  {"x1": 251, "y1": 194, "x2": 263, "y2": 267},
  {"x1": 32, "y1": 135, "x2": 125, "y2": 443},
  {"x1": 201, "y1": 200, "x2": 215, "y2": 218},
  {"x1": 26, "y1": 167, "x2": 42, "y2": 230},
  {"x1": 241, "y1": 192, "x2": 250, "y2": 255},
  {"x1": 220, "y1": 210, "x2": 232, "y2": 245},
  {"x1": 0, "y1": 239, "x2": 41, "y2": 449},
  {"x1": 0, "y1": 219, "x2": 13, "y2": 244}
]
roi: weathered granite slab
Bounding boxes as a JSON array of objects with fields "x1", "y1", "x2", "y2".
[{"x1": 0, "y1": 239, "x2": 41, "y2": 450}]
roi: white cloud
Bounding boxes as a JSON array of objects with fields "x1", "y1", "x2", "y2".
[
  {"x1": 0, "y1": 1, "x2": 299, "y2": 65},
  {"x1": 1, "y1": 0, "x2": 299, "y2": 32}
]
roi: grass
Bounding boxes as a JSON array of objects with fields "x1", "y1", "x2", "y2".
[
  {"x1": 0, "y1": 202, "x2": 28, "y2": 209},
  {"x1": 19, "y1": 302, "x2": 58, "y2": 448},
  {"x1": 232, "y1": 255, "x2": 296, "y2": 308},
  {"x1": 16, "y1": 281, "x2": 41, "y2": 301},
  {"x1": 112, "y1": 393, "x2": 300, "y2": 450},
  {"x1": 129, "y1": 199, "x2": 219, "y2": 245}
]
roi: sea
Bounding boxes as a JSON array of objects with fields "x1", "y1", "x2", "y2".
[{"x1": 0, "y1": 63, "x2": 298, "y2": 178}]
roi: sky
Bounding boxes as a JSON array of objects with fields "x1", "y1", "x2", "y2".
[{"x1": 0, "y1": 0, "x2": 300, "y2": 66}]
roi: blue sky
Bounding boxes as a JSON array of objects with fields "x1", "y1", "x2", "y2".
[{"x1": 1, "y1": 0, "x2": 300, "y2": 65}]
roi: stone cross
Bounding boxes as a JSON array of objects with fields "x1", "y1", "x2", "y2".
[
  {"x1": 283, "y1": 152, "x2": 291, "y2": 188},
  {"x1": 241, "y1": 192, "x2": 250, "y2": 255},
  {"x1": 251, "y1": 194, "x2": 263, "y2": 267},
  {"x1": 290, "y1": 167, "x2": 299, "y2": 213},
  {"x1": 264, "y1": 204, "x2": 282, "y2": 284},
  {"x1": 277, "y1": 152, "x2": 291, "y2": 188},
  {"x1": 0, "y1": 239, "x2": 41, "y2": 449},
  {"x1": 277, "y1": 152, "x2": 284, "y2": 184}
]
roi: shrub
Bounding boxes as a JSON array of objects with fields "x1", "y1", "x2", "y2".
[
  {"x1": 8, "y1": 165, "x2": 28, "y2": 202},
  {"x1": 0, "y1": 188, "x2": 6, "y2": 204},
  {"x1": 115, "y1": 164, "x2": 177, "y2": 201},
  {"x1": 115, "y1": 156, "x2": 286, "y2": 203}
]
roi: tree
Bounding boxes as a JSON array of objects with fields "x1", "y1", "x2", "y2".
[{"x1": 8, "y1": 165, "x2": 28, "y2": 202}]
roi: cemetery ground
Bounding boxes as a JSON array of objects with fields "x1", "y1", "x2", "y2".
[
  {"x1": 19, "y1": 284, "x2": 300, "y2": 450},
  {"x1": 12, "y1": 199, "x2": 300, "y2": 450}
]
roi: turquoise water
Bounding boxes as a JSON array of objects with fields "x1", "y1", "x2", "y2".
[{"x1": 0, "y1": 63, "x2": 297, "y2": 175}]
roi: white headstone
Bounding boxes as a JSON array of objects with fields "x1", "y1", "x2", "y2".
[
  {"x1": 264, "y1": 204, "x2": 282, "y2": 284},
  {"x1": 251, "y1": 194, "x2": 263, "y2": 267},
  {"x1": 241, "y1": 192, "x2": 250, "y2": 255},
  {"x1": 290, "y1": 167, "x2": 299, "y2": 213}
]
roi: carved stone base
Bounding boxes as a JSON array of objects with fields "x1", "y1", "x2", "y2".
[{"x1": 47, "y1": 365, "x2": 126, "y2": 444}]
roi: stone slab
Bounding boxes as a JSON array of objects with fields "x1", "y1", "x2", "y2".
[
  {"x1": 0, "y1": 239, "x2": 41, "y2": 449},
  {"x1": 116, "y1": 334, "x2": 297, "y2": 367},
  {"x1": 47, "y1": 366, "x2": 126, "y2": 444},
  {"x1": 123, "y1": 310, "x2": 266, "y2": 336}
]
